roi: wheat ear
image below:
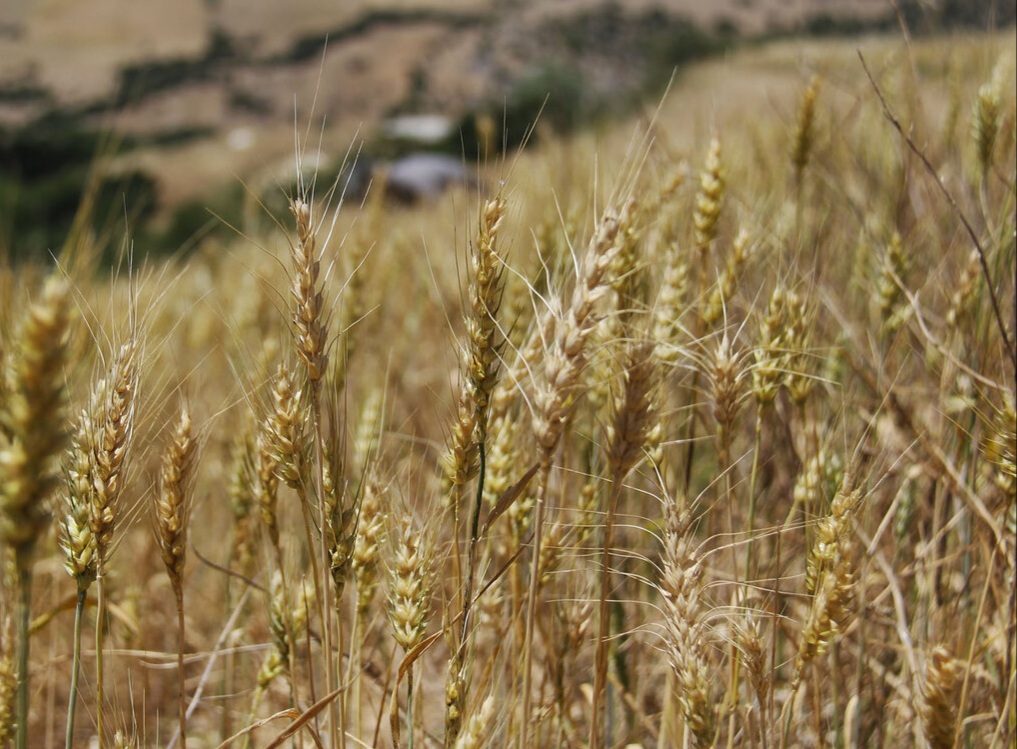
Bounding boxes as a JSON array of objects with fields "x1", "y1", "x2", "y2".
[
  {"x1": 288, "y1": 197, "x2": 329, "y2": 386},
  {"x1": 351, "y1": 472, "x2": 387, "y2": 736},
  {"x1": 245, "y1": 570, "x2": 310, "y2": 749},
  {"x1": 693, "y1": 137, "x2": 724, "y2": 258},
  {"x1": 972, "y1": 70, "x2": 1002, "y2": 180},
  {"x1": 0, "y1": 277, "x2": 71, "y2": 561}
]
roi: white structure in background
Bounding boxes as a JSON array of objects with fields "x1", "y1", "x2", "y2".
[
  {"x1": 226, "y1": 127, "x2": 255, "y2": 152},
  {"x1": 380, "y1": 153, "x2": 479, "y2": 203},
  {"x1": 381, "y1": 114, "x2": 454, "y2": 145}
]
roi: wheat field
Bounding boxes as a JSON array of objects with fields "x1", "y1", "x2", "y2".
[{"x1": 0, "y1": 30, "x2": 1015, "y2": 749}]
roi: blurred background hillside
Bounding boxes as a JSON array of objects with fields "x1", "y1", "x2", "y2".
[{"x1": 0, "y1": 0, "x2": 1013, "y2": 263}]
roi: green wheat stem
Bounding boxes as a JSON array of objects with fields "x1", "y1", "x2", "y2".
[
  {"x1": 15, "y1": 566, "x2": 31, "y2": 749},
  {"x1": 745, "y1": 409, "x2": 766, "y2": 581},
  {"x1": 175, "y1": 592, "x2": 187, "y2": 749},
  {"x1": 64, "y1": 586, "x2": 87, "y2": 749},
  {"x1": 460, "y1": 442, "x2": 487, "y2": 647},
  {"x1": 95, "y1": 568, "x2": 106, "y2": 748},
  {"x1": 406, "y1": 662, "x2": 415, "y2": 749}
]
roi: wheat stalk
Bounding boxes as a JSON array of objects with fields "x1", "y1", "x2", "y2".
[
  {"x1": 524, "y1": 204, "x2": 626, "y2": 747},
  {"x1": 591, "y1": 340, "x2": 658, "y2": 746},
  {"x1": 61, "y1": 338, "x2": 138, "y2": 749},
  {"x1": 155, "y1": 405, "x2": 197, "y2": 749}
]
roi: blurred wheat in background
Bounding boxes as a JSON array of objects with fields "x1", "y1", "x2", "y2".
[{"x1": 0, "y1": 1, "x2": 1015, "y2": 747}]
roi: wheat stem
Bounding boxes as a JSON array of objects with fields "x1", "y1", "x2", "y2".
[
  {"x1": 64, "y1": 586, "x2": 87, "y2": 749},
  {"x1": 14, "y1": 567, "x2": 30, "y2": 749}
]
